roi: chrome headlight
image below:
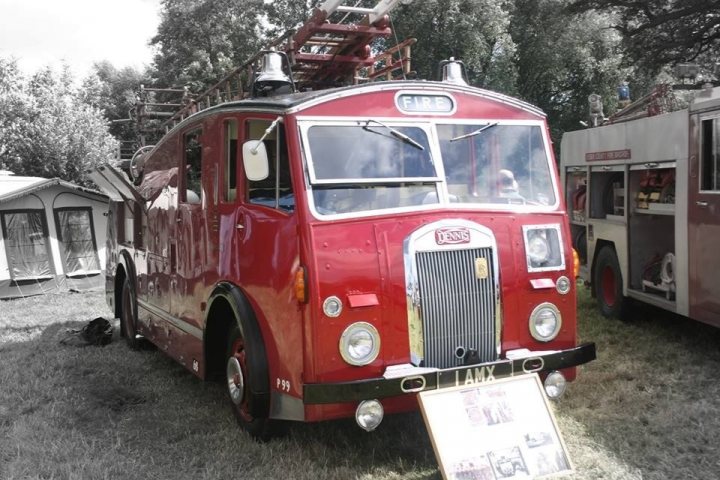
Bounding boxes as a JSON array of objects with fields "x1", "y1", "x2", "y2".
[
  {"x1": 529, "y1": 303, "x2": 561, "y2": 342},
  {"x1": 323, "y1": 296, "x2": 343, "y2": 317},
  {"x1": 523, "y1": 224, "x2": 565, "y2": 272},
  {"x1": 556, "y1": 276, "x2": 571, "y2": 295},
  {"x1": 339, "y1": 322, "x2": 380, "y2": 366}
]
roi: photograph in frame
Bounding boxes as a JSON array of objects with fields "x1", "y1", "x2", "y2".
[{"x1": 418, "y1": 373, "x2": 572, "y2": 479}]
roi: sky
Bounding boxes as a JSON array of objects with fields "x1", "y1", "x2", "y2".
[{"x1": 0, "y1": 0, "x2": 161, "y2": 77}]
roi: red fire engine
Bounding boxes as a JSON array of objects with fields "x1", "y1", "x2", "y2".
[
  {"x1": 561, "y1": 82, "x2": 720, "y2": 327},
  {"x1": 91, "y1": 0, "x2": 595, "y2": 439}
]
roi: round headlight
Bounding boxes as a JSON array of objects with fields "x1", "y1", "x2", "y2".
[
  {"x1": 339, "y1": 322, "x2": 380, "y2": 366},
  {"x1": 556, "y1": 276, "x2": 571, "y2": 295},
  {"x1": 527, "y1": 235, "x2": 550, "y2": 264},
  {"x1": 529, "y1": 303, "x2": 561, "y2": 342},
  {"x1": 544, "y1": 371, "x2": 567, "y2": 399},
  {"x1": 323, "y1": 296, "x2": 343, "y2": 317},
  {"x1": 356, "y1": 399, "x2": 384, "y2": 432}
]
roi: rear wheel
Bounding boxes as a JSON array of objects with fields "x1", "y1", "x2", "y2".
[
  {"x1": 593, "y1": 246, "x2": 628, "y2": 319},
  {"x1": 225, "y1": 324, "x2": 283, "y2": 441},
  {"x1": 120, "y1": 277, "x2": 141, "y2": 349}
]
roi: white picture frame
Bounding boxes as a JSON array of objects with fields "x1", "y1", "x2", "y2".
[{"x1": 418, "y1": 374, "x2": 573, "y2": 480}]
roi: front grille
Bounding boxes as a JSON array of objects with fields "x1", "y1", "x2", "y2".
[{"x1": 416, "y1": 247, "x2": 498, "y2": 369}]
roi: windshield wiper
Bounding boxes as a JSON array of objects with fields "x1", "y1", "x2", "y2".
[
  {"x1": 450, "y1": 122, "x2": 499, "y2": 142},
  {"x1": 363, "y1": 119, "x2": 425, "y2": 150}
]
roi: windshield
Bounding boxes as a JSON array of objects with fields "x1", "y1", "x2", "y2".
[
  {"x1": 438, "y1": 124, "x2": 555, "y2": 206},
  {"x1": 306, "y1": 124, "x2": 440, "y2": 214},
  {"x1": 303, "y1": 121, "x2": 556, "y2": 217}
]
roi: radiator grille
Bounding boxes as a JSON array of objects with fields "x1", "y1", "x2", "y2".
[{"x1": 416, "y1": 247, "x2": 497, "y2": 369}]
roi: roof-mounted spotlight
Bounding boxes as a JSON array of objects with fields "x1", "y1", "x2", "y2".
[
  {"x1": 252, "y1": 49, "x2": 296, "y2": 98},
  {"x1": 439, "y1": 57, "x2": 468, "y2": 86}
]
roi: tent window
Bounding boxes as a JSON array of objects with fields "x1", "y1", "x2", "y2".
[
  {"x1": 55, "y1": 208, "x2": 100, "y2": 275},
  {"x1": 1, "y1": 210, "x2": 53, "y2": 280}
]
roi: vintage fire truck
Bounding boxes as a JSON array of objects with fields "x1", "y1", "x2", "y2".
[
  {"x1": 561, "y1": 84, "x2": 720, "y2": 327},
  {"x1": 91, "y1": 0, "x2": 595, "y2": 439}
]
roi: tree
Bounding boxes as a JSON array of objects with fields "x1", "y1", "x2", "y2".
[
  {"x1": 150, "y1": 0, "x2": 268, "y2": 92},
  {"x1": 0, "y1": 59, "x2": 118, "y2": 187},
  {"x1": 87, "y1": 61, "x2": 152, "y2": 151},
  {"x1": 391, "y1": 0, "x2": 518, "y2": 93},
  {"x1": 510, "y1": 0, "x2": 626, "y2": 144},
  {"x1": 570, "y1": 0, "x2": 720, "y2": 74}
]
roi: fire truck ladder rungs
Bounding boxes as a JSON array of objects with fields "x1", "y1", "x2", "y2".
[{"x1": 155, "y1": 0, "x2": 413, "y2": 133}]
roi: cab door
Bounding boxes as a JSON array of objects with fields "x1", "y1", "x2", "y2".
[
  {"x1": 217, "y1": 114, "x2": 304, "y2": 403},
  {"x1": 688, "y1": 114, "x2": 720, "y2": 326}
]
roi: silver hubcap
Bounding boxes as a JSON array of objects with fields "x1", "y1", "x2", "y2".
[{"x1": 226, "y1": 357, "x2": 244, "y2": 405}]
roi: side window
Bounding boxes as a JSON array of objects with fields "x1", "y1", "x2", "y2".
[
  {"x1": 183, "y1": 128, "x2": 203, "y2": 204},
  {"x1": 223, "y1": 120, "x2": 238, "y2": 202},
  {"x1": 700, "y1": 118, "x2": 720, "y2": 191},
  {"x1": 246, "y1": 119, "x2": 294, "y2": 211}
]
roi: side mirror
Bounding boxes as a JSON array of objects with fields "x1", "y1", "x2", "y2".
[{"x1": 242, "y1": 140, "x2": 270, "y2": 181}]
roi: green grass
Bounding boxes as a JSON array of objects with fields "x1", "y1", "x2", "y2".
[{"x1": 1, "y1": 289, "x2": 719, "y2": 479}]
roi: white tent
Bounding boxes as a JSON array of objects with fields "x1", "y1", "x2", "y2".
[{"x1": 0, "y1": 172, "x2": 108, "y2": 299}]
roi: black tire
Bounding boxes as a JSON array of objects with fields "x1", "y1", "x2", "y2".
[
  {"x1": 593, "y1": 246, "x2": 628, "y2": 319},
  {"x1": 225, "y1": 324, "x2": 285, "y2": 441},
  {"x1": 120, "y1": 276, "x2": 141, "y2": 350}
]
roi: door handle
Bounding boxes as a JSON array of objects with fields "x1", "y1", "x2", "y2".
[{"x1": 696, "y1": 201, "x2": 709, "y2": 207}]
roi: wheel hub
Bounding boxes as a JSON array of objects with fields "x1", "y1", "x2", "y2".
[{"x1": 226, "y1": 357, "x2": 244, "y2": 405}]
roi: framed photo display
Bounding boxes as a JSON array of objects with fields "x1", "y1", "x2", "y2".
[{"x1": 418, "y1": 374, "x2": 572, "y2": 479}]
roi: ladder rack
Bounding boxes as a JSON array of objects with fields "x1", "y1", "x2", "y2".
[{"x1": 141, "y1": 0, "x2": 414, "y2": 135}]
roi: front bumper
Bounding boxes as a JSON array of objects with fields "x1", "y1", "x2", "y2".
[{"x1": 303, "y1": 342, "x2": 596, "y2": 404}]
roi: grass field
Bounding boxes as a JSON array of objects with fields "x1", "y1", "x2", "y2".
[{"x1": 1, "y1": 288, "x2": 719, "y2": 479}]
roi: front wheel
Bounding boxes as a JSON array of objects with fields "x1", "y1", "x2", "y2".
[
  {"x1": 225, "y1": 325, "x2": 283, "y2": 441},
  {"x1": 593, "y1": 246, "x2": 628, "y2": 320}
]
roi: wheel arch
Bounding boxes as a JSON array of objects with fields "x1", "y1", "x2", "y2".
[{"x1": 204, "y1": 282, "x2": 270, "y2": 417}]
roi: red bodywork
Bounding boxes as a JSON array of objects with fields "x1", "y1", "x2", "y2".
[{"x1": 100, "y1": 82, "x2": 594, "y2": 424}]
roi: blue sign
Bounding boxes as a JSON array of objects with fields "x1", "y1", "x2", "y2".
[{"x1": 396, "y1": 93, "x2": 454, "y2": 114}]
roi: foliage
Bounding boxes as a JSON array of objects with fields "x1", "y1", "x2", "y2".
[
  {"x1": 87, "y1": 61, "x2": 152, "y2": 150},
  {"x1": 510, "y1": 0, "x2": 626, "y2": 144},
  {"x1": 149, "y1": 0, "x2": 268, "y2": 92},
  {"x1": 0, "y1": 58, "x2": 118, "y2": 187},
  {"x1": 570, "y1": 0, "x2": 720, "y2": 76},
  {"x1": 391, "y1": 0, "x2": 519, "y2": 93}
]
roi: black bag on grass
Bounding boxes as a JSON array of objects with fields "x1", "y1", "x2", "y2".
[{"x1": 81, "y1": 317, "x2": 114, "y2": 346}]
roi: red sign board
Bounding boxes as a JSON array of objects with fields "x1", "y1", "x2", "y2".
[{"x1": 585, "y1": 149, "x2": 631, "y2": 162}]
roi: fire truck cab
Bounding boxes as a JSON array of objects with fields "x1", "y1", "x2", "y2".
[{"x1": 92, "y1": 1, "x2": 595, "y2": 439}]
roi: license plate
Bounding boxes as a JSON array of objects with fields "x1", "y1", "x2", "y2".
[{"x1": 437, "y1": 360, "x2": 514, "y2": 389}]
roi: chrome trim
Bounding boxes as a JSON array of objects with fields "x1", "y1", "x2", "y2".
[
  {"x1": 404, "y1": 219, "x2": 501, "y2": 368},
  {"x1": 522, "y1": 223, "x2": 566, "y2": 272},
  {"x1": 528, "y1": 302, "x2": 562, "y2": 342},
  {"x1": 339, "y1": 322, "x2": 381, "y2": 366},
  {"x1": 322, "y1": 296, "x2": 343, "y2": 318},
  {"x1": 522, "y1": 357, "x2": 545, "y2": 373},
  {"x1": 393, "y1": 90, "x2": 457, "y2": 116},
  {"x1": 400, "y1": 375, "x2": 427, "y2": 393}
]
